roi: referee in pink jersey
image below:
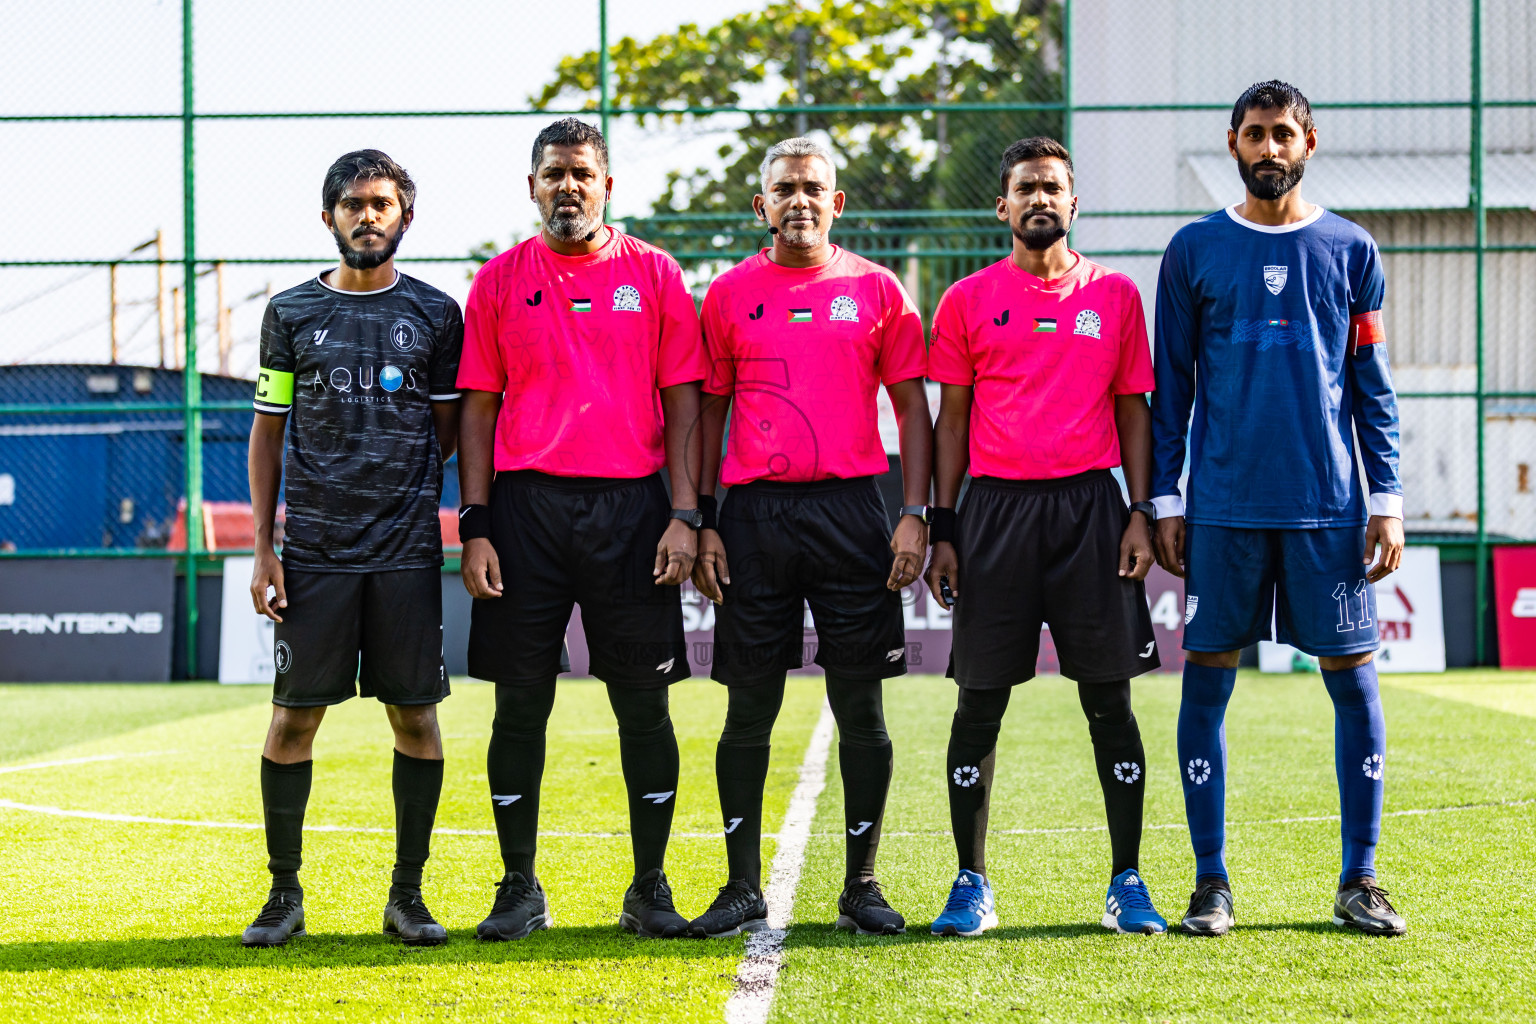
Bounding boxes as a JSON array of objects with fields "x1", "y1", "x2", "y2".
[
  {"x1": 686, "y1": 137, "x2": 933, "y2": 939},
  {"x1": 924, "y1": 138, "x2": 1167, "y2": 939},
  {"x1": 456, "y1": 119, "x2": 706, "y2": 942}
]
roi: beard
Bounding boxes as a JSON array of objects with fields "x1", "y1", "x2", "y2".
[
  {"x1": 1013, "y1": 209, "x2": 1069, "y2": 251},
  {"x1": 541, "y1": 193, "x2": 604, "y2": 242},
  {"x1": 1239, "y1": 155, "x2": 1307, "y2": 200},
  {"x1": 776, "y1": 222, "x2": 826, "y2": 249},
  {"x1": 332, "y1": 223, "x2": 402, "y2": 270}
]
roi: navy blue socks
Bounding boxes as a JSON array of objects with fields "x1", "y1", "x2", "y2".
[
  {"x1": 1321, "y1": 662, "x2": 1386, "y2": 883},
  {"x1": 1177, "y1": 662, "x2": 1237, "y2": 882}
]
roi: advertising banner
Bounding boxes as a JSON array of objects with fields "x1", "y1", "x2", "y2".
[
  {"x1": 0, "y1": 558, "x2": 174, "y2": 681},
  {"x1": 1494, "y1": 545, "x2": 1536, "y2": 669},
  {"x1": 562, "y1": 564, "x2": 1185, "y2": 678},
  {"x1": 218, "y1": 556, "x2": 275, "y2": 685},
  {"x1": 1259, "y1": 545, "x2": 1445, "y2": 673}
]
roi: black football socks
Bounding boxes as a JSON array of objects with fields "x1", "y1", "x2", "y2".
[
  {"x1": 947, "y1": 686, "x2": 1010, "y2": 876},
  {"x1": 260, "y1": 756, "x2": 312, "y2": 894},
  {"x1": 487, "y1": 681, "x2": 557, "y2": 881},
  {"x1": 1079, "y1": 681, "x2": 1147, "y2": 878},
  {"x1": 716, "y1": 744, "x2": 772, "y2": 890},
  {"x1": 825, "y1": 674, "x2": 893, "y2": 883},
  {"x1": 716, "y1": 680, "x2": 786, "y2": 892},
  {"x1": 391, "y1": 749, "x2": 444, "y2": 894},
  {"x1": 608, "y1": 684, "x2": 680, "y2": 881}
]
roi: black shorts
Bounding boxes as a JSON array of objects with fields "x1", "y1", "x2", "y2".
[
  {"x1": 467, "y1": 471, "x2": 688, "y2": 689},
  {"x1": 712, "y1": 476, "x2": 905, "y2": 686},
  {"x1": 272, "y1": 565, "x2": 448, "y2": 707},
  {"x1": 948, "y1": 470, "x2": 1159, "y2": 688}
]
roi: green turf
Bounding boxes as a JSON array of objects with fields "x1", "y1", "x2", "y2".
[
  {"x1": 779, "y1": 671, "x2": 1536, "y2": 1023},
  {"x1": 0, "y1": 671, "x2": 1531, "y2": 1022}
]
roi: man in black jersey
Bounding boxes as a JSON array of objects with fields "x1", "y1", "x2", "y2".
[{"x1": 241, "y1": 150, "x2": 462, "y2": 948}]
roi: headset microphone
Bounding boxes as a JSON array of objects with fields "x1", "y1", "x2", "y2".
[
  {"x1": 768, "y1": 226, "x2": 779, "y2": 234},
  {"x1": 583, "y1": 229, "x2": 598, "y2": 241}
]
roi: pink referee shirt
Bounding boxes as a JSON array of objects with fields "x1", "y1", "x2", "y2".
[
  {"x1": 927, "y1": 253, "x2": 1154, "y2": 480},
  {"x1": 701, "y1": 247, "x2": 927, "y2": 486},
  {"x1": 457, "y1": 229, "x2": 706, "y2": 477}
]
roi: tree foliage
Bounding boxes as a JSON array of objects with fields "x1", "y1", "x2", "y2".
[{"x1": 531, "y1": 0, "x2": 1063, "y2": 215}]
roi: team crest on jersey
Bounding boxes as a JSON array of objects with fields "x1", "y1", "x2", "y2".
[
  {"x1": 390, "y1": 320, "x2": 417, "y2": 351},
  {"x1": 829, "y1": 295, "x2": 859, "y2": 322},
  {"x1": 1074, "y1": 309, "x2": 1102, "y2": 338},
  {"x1": 1263, "y1": 265, "x2": 1288, "y2": 295},
  {"x1": 612, "y1": 285, "x2": 642, "y2": 312},
  {"x1": 1185, "y1": 595, "x2": 1199, "y2": 624}
]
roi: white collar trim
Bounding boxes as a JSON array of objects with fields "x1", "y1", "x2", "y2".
[
  {"x1": 1223, "y1": 203, "x2": 1325, "y2": 234},
  {"x1": 317, "y1": 269, "x2": 401, "y2": 295}
]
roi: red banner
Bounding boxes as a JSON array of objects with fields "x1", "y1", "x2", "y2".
[{"x1": 1494, "y1": 546, "x2": 1536, "y2": 669}]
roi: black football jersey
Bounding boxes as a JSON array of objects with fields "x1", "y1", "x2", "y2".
[{"x1": 254, "y1": 271, "x2": 463, "y2": 571}]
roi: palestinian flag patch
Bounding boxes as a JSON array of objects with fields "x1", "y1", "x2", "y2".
[
  {"x1": 1032, "y1": 317, "x2": 1057, "y2": 332},
  {"x1": 569, "y1": 298, "x2": 592, "y2": 313},
  {"x1": 788, "y1": 308, "x2": 813, "y2": 323}
]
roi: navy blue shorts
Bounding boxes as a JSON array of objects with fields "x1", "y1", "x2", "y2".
[{"x1": 1183, "y1": 524, "x2": 1378, "y2": 657}]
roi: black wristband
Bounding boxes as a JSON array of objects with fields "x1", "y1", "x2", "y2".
[
  {"x1": 458, "y1": 503, "x2": 491, "y2": 541},
  {"x1": 698, "y1": 493, "x2": 719, "y2": 531},
  {"x1": 929, "y1": 506, "x2": 957, "y2": 544}
]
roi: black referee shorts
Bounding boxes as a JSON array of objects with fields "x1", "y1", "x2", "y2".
[
  {"x1": 467, "y1": 470, "x2": 688, "y2": 689},
  {"x1": 712, "y1": 476, "x2": 905, "y2": 686},
  {"x1": 272, "y1": 565, "x2": 448, "y2": 708},
  {"x1": 948, "y1": 469, "x2": 1159, "y2": 688}
]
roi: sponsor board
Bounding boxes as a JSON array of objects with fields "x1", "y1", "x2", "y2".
[
  {"x1": 217, "y1": 556, "x2": 275, "y2": 685},
  {"x1": 1494, "y1": 546, "x2": 1536, "y2": 669},
  {"x1": 0, "y1": 558, "x2": 174, "y2": 681}
]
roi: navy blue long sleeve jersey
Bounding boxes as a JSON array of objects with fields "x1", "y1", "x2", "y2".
[{"x1": 1150, "y1": 205, "x2": 1402, "y2": 528}]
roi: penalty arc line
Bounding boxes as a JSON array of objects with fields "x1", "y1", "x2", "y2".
[{"x1": 726, "y1": 700, "x2": 836, "y2": 1024}]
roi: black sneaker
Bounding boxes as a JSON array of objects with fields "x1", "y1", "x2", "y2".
[
  {"x1": 241, "y1": 890, "x2": 305, "y2": 947},
  {"x1": 1178, "y1": 880, "x2": 1235, "y2": 936},
  {"x1": 1334, "y1": 878, "x2": 1406, "y2": 936},
  {"x1": 383, "y1": 889, "x2": 448, "y2": 946},
  {"x1": 835, "y1": 878, "x2": 906, "y2": 935},
  {"x1": 476, "y1": 872, "x2": 552, "y2": 942},
  {"x1": 688, "y1": 879, "x2": 769, "y2": 938},
  {"x1": 620, "y1": 868, "x2": 689, "y2": 938}
]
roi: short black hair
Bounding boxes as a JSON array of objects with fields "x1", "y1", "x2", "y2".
[
  {"x1": 322, "y1": 149, "x2": 416, "y2": 215},
  {"x1": 1231, "y1": 80, "x2": 1315, "y2": 135},
  {"x1": 531, "y1": 117, "x2": 609, "y2": 175},
  {"x1": 999, "y1": 136, "x2": 1074, "y2": 195}
]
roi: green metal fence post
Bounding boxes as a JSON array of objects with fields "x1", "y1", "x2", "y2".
[
  {"x1": 598, "y1": 0, "x2": 610, "y2": 141},
  {"x1": 182, "y1": 0, "x2": 204, "y2": 678},
  {"x1": 1472, "y1": 0, "x2": 1488, "y2": 665},
  {"x1": 1062, "y1": 0, "x2": 1074, "y2": 249}
]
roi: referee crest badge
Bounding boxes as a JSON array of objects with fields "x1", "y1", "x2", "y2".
[
  {"x1": 1264, "y1": 265, "x2": 1288, "y2": 295},
  {"x1": 1074, "y1": 309, "x2": 1102, "y2": 338},
  {"x1": 612, "y1": 285, "x2": 642, "y2": 312},
  {"x1": 829, "y1": 295, "x2": 859, "y2": 322}
]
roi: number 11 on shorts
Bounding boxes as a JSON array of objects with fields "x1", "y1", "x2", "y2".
[{"x1": 1333, "y1": 580, "x2": 1373, "y2": 632}]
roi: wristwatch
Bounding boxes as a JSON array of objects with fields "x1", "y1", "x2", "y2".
[
  {"x1": 670, "y1": 508, "x2": 703, "y2": 529},
  {"x1": 898, "y1": 505, "x2": 929, "y2": 522},
  {"x1": 1129, "y1": 501, "x2": 1157, "y2": 522}
]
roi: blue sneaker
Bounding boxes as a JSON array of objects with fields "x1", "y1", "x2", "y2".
[
  {"x1": 1103, "y1": 869, "x2": 1166, "y2": 934},
  {"x1": 930, "y1": 869, "x2": 997, "y2": 937}
]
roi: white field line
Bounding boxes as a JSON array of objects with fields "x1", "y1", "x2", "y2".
[
  {"x1": 725, "y1": 701, "x2": 837, "y2": 1024},
  {"x1": 0, "y1": 751, "x2": 176, "y2": 776}
]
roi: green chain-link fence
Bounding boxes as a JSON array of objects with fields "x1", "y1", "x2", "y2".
[{"x1": 2, "y1": 0, "x2": 1533, "y2": 670}]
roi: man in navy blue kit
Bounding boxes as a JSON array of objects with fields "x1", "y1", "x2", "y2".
[{"x1": 1150, "y1": 81, "x2": 1406, "y2": 937}]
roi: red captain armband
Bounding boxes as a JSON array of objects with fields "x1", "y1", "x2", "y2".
[{"x1": 1349, "y1": 310, "x2": 1385, "y2": 356}]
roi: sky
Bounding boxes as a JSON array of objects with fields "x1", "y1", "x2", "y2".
[{"x1": 0, "y1": 0, "x2": 770, "y2": 378}]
